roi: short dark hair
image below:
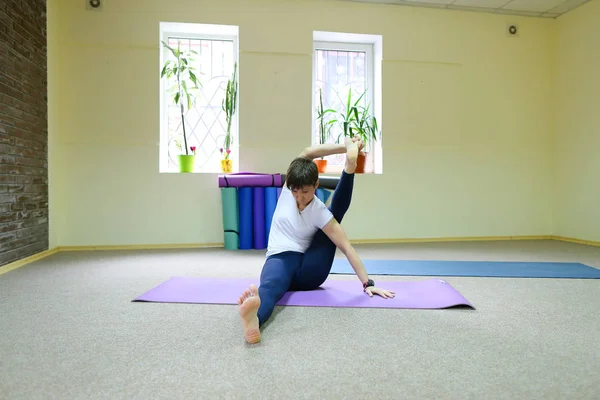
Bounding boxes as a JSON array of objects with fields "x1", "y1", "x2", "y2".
[{"x1": 286, "y1": 156, "x2": 318, "y2": 190}]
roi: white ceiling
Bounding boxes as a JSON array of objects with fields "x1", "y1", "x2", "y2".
[{"x1": 341, "y1": 0, "x2": 592, "y2": 17}]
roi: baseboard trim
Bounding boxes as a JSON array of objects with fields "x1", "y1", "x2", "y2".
[
  {"x1": 1, "y1": 235, "x2": 598, "y2": 276},
  {"x1": 57, "y1": 243, "x2": 223, "y2": 251},
  {"x1": 350, "y1": 235, "x2": 552, "y2": 244},
  {"x1": 551, "y1": 236, "x2": 600, "y2": 247},
  {"x1": 56, "y1": 236, "x2": 554, "y2": 251},
  {"x1": 0, "y1": 247, "x2": 60, "y2": 276}
]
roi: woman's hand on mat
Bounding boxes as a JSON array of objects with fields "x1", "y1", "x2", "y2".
[{"x1": 365, "y1": 286, "x2": 395, "y2": 299}]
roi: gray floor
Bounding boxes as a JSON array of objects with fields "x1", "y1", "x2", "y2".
[{"x1": 0, "y1": 239, "x2": 599, "y2": 399}]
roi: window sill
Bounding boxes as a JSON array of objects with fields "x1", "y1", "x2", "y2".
[
  {"x1": 159, "y1": 168, "x2": 239, "y2": 174},
  {"x1": 322, "y1": 165, "x2": 381, "y2": 175}
]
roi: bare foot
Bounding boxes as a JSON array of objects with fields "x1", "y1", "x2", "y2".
[
  {"x1": 344, "y1": 137, "x2": 358, "y2": 174},
  {"x1": 238, "y1": 284, "x2": 261, "y2": 344},
  {"x1": 352, "y1": 135, "x2": 365, "y2": 152}
]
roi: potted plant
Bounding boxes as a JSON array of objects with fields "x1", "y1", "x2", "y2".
[
  {"x1": 335, "y1": 87, "x2": 364, "y2": 142},
  {"x1": 333, "y1": 87, "x2": 380, "y2": 173},
  {"x1": 160, "y1": 39, "x2": 201, "y2": 173},
  {"x1": 351, "y1": 102, "x2": 380, "y2": 173},
  {"x1": 221, "y1": 62, "x2": 238, "y2": 173},
  {"x1": 314, "y1": 88, "x2": 336, "y2": 173}
]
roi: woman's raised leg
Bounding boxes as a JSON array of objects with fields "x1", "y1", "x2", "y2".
[{"x1": 290, "y1": 139, "x2": 359, "y2": 291}]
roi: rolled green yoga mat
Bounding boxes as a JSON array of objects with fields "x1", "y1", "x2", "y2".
[{"x1": 221, "y1": 188, "x2": 239, "y2": 250}]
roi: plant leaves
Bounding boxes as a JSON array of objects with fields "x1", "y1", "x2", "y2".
[
  {"x1": 188, "y1": 70, "x2": 200, "y2": 88},
  {"x1": 160, "y1": 60, "x2": 173, "y2": 77},
  {"x1": 186, "y1": 92, "x2": 192, "y2": 110},
  {"x1": 162, "y1": 41, "x2": 179, "y2": 58}
]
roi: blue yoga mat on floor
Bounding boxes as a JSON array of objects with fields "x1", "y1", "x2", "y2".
[{"x1": 329, "y1": 259, "x2": 600, "y2": 279}]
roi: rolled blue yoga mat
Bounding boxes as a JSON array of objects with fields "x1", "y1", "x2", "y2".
[
  {"x1": 265, "y1": 187, "x2": 278, "y2": 242},
  {"x1": 238, "y1": 187, "x2": 253, "y2": 249},
  {"x1": 253, "y1": 187, "x2": 266, "y2": 249},
  {"x1": 220, "y1": 188, "x2": 239, "y2": 250},
  {"x1": 277, "y1": 187, "x2": 282, "y2": 200},
  {"x1": 316, "y1": 188, "x2": 325, "y2": 203},
  {"x1": 329, "y1": 259, "x2": 600, "y2": 279},
  {"x1": 316, "y1": 188, "x2": 331, "y2": 204}
]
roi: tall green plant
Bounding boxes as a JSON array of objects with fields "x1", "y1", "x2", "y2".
[
  {"x1": 351, "y1": 102, "x2": 380, "y2": 151},
  {"x1": 333, "y1": 87, "x2": 365, "y2": 142},
  {"x1": 316, "y1": 88, "x2": 336, "y2": 156},
  {"x1": 160, "y1": 40, "x2": 201, "y2": 155},
  {"x1": 222, "y1": 62, "x2": 238, "y2": 159},
  {"x1": 329, "y1": 87, "x2": 380, "y2": 150}
]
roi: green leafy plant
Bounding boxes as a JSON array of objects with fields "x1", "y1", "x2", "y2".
[
  {"x1": 316, "y1": 88, "x2": 336, "y2": 157},
  {"x1": 351, "y1": 102, "x2": 380, "y2": 151},
  {"x1": 332, "y1": 87, "x2": 365, "y2": 143},
  {"x1": 329, "y1": 87, "x2": 380, "y2": 150},
  {"x1": 160, "y1": 39, "x2": 202, "y2": 155},
  {"x1": 221, "y1": 62, "x2": 238, "y2": 159}
]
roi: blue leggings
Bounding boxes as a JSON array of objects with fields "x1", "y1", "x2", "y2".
[{"x1": 257, "y1": 170, "x2": 354, "y2": 326}]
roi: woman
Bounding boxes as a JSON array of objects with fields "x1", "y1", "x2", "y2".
[{"x1": 238, "y1": 136, "x2": 395, "y2": 344}]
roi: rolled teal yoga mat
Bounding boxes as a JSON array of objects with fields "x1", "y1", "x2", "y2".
[
  {"x1": 220, "y1": 188, "x2": 239, "y2": 250},
  {"x1": 238, "y1": 187, "x2": 253, "y2": 250},
  {"x1": 265, "y1": 187, "x2": 277, "y2": 242},
  {"x1": 223, "y1": 232, "x2": 239, "y2": 251},
  {"x1": 329, "y1": 259, "x2": 600, "y2": 279}
]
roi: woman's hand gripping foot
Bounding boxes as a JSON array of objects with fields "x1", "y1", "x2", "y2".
[
  {"x1": 237, "y1": 284, "x2": 261, "y2": 344},
  {"x1": 352, "y1": 135, "x2": 364, "y2": 152}
]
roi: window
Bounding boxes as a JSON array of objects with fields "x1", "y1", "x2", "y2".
[
  {"x1": 312, "y1": 31, "x2": 382, "y2": 174},
  {"x1": 159, "y1": 22, "x2": 239, "y2": 173}
]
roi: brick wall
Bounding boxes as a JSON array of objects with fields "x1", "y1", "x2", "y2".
[{"x1": 0, "y1": 0, "x2": 49, "y2": 267}]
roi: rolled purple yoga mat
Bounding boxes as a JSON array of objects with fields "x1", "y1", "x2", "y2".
[
  {"x1": 218, "y1": 172, "x2": 283, "y2": 188},
  {"x1": 133, "y1": 277, "x2": 475, "y2": 310},
  {"x1": 253, "y1": 187, "x2": 266, "y2": 249}
]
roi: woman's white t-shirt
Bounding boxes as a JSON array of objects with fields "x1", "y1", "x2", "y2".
[{"x1": 266, "y1": 186, "x2": 333, "y2": 257}]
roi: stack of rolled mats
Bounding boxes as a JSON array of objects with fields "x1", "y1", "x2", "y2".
[{"x1": 218, "y1": 172, "x2": 336, "y2": 250}]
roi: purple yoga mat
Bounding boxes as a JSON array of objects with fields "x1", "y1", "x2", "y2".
[
  {"x1": 218, "y1": 172, "x2": 283, "y2": 188},
  {"x1": 133, "y1": 277, "x2": 474, "y2": 309}
]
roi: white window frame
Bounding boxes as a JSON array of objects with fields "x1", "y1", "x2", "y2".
[
  {"x1": 159, "y1": 22, "x2": 239, "y2": 173},
  {"x1": 312, "y1": 31, "x2": 382, "y2": 174}
]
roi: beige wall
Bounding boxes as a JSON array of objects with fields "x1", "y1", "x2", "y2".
[
  {"x1": 554, "y1": 0, "x2": 600, "y2": 242},
  {"x1": 48, "y1": 0, "x2": 556, "y2": 246}
]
